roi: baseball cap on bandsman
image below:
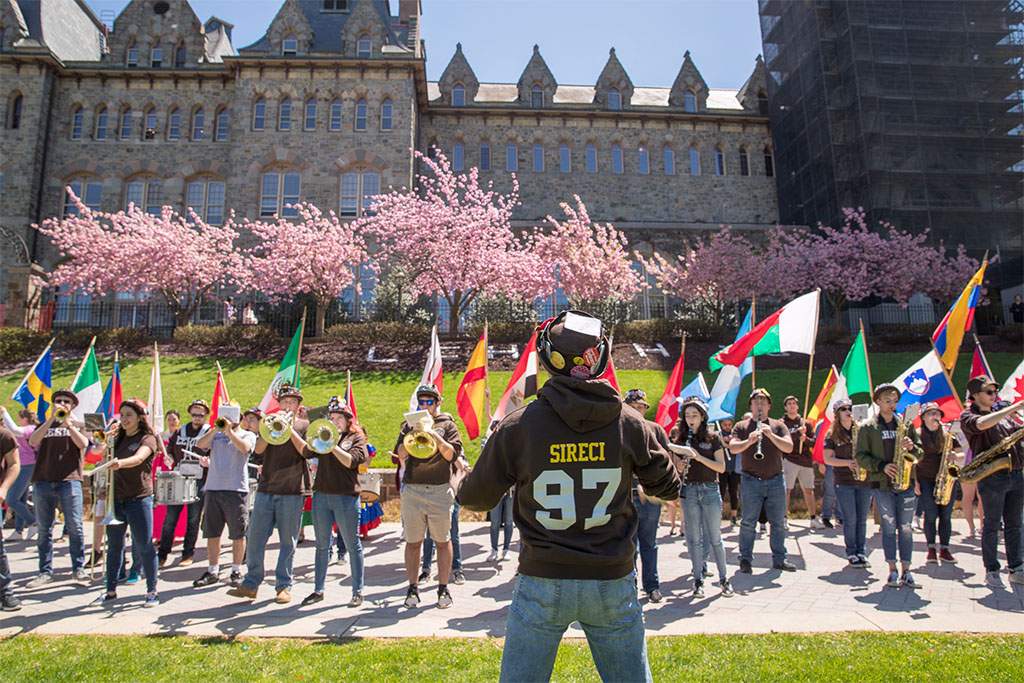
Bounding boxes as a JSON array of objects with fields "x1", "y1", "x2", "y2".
[
  {"x1": 966, "y1": 375, "x2": 999, "y2": 396},
  {"x1": 415, "y1": 384, "x2": 442, "y2": 402},
  {"x1": 832, "y1": 397, "x2": 853, "y2": 412},
  {"x1": 243, "y1": 407, "x2": 263, "y2": 419},
  {"x1": 920, "y1": 401, "x2": 943, "y2": 417},
  {"x1": 872, "y1": 383, "x2": 901, "y2": 401},
  {"x1": 188, "y1": 399, "x2": 211, "y2": 415},
  {"x1": 277, "y1": 385, "x2": 303, "y2": 402},
  {"x1": 536, "y1": 310, "x2": 611, "y2": 381},
  {"x1": 748, "y1": 388, "x2": 772, "y2": 406},
  {"x1": 52, "y1": 388, "x2": 79, "y2": 407},
  {"x1": 328, "y1": 396, "x2": 355, "y2": 418},
  {"x1": 623, "y1": 389, "x2": 649, "y2": 407}
]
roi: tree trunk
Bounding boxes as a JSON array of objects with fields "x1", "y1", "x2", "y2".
[{"x1": 315, "y1": 301, "x2": 327, "y2": 339}]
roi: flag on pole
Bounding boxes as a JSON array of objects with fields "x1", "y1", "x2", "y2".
[
  {"x1": 597, "y1": 335, "x2": 621, "y2": 394},
  {"x1": 489, "y1": 330, "x2": 538, "y2": 434},
  {"x1": 710, "y1": 291, "x2": 819, "y2": 370},
  {"x1": 456, "y1": 326, "x2": 489, "y2": 440},
  {"x1": 655, "y1": 343, "x2": 685, "y2": 431},
  {"x1": 998, "y1": 359, "x2": 1024, "y2": 405},
  {"x1": 210, "y1": 362, "x2": 230, "y2": 428},
  {"x1": 707, "y1": 305, "x2": 755, "y2": 422},
  {"x1": 258, "y1": 318, "x2": 305, "y2": 413},
  {"x1": 97, "y1": 355, "x2": 123, "y2": 422},
  {"x1": 810, "y1": 366, "x2": 847, "y2": 464},
  {"x1": 12, "y1": 341, "x2": 54, "y2": 422},
  {"x1": 676, "y1": 372, "x2": 710, "y2": 403},
  {"x1": 840, "y1": 329, "x2": 872, "y2": 398},
  {"x1": 932, "y1": 259, "x2": 987, "y2": 372},
  {"x1": 70, "y1": 339, "x2": 103, "y2": 422},
  {"x1": 410, "y1": 324, "x2": 444, "y2": 412},
  {"x1": 148, "y1": 343, "x2": 165, "y2": 434},
  {"x1": 807, "y1": 366, "x2": 840, "y2": 426},
  {"x1": 893, "y1": 350, "x2": 961, "y2": 422},
  {"x1": 966, "y1": 334, "x2": 994, "y2": 401},
  {"x1": 345, "y1": 370, "x2": 358, "y2": 424}
]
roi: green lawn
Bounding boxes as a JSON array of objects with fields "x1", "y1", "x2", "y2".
[
  {"x1": 1, "y1": 351, "x2": 1018, "y2": 465},
  {"x1": 0, "y1": 633, "x2": 1019, "y2": 682}
]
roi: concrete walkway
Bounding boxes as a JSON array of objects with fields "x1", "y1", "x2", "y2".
[{"x1": 2, "y1": 518, "x2": 1021, "y2": 638}]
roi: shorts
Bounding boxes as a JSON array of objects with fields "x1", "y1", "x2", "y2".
[
  {"x1": 202, "y1": 490, "x2": 249, "y2": 540},
  {"x1": 784, "y1": 459, "x2": 815, "y2": 489},
  {"x1": 401, "y1": 483, "x2": 454, "y2": 544}
]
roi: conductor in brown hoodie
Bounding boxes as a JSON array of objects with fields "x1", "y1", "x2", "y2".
[{"x1": 458, "y1": 310, "x2": 680, "y2": 683}]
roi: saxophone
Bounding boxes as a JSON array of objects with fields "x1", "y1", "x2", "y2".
[
  {"x1": 851, "y1": 419, "x2": 868, "y2": 482},
  {"x1": 892, "y1": 410, "x2": 919, "y2": 492},
  {"x1": 934, "y1": 421, "x2": 960, "y2": 506},
  {"x1": 957, "y1": 427, "x2": 1024, "y2": 484}
]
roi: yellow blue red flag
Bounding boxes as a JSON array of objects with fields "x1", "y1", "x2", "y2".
[
  {"x1": 13, "y1": 343, "x2": 54, "y2": 422},
  {"x1": 932, "y1": 260, "x2": 986, "y2": 372}
]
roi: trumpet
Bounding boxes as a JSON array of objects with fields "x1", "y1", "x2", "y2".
[
  {"x1": 54, "y1": 406, "x2": 69, "y2": 421},
  {"x1": 404, "y1": 416, "x2": 439, "y2": 459},
  {"x1": 307, "y1": 418, "x2": 340, "y2": 455},
  {"x1": 93, "y1": 430, "x2": 108, "y2": 443},
  {"x1": 259, "y1": 411, "x2": 293, "y2": 445},
  {"x1": 214, "y1": 416, "x2": 231, "y2": 431}
]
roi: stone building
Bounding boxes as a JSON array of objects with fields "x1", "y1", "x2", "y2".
[{"x1": 0, "y1": 0, "x2": 779, "y2": 324}]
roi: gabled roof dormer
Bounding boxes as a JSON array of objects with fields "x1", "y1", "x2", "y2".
[
  {"x1": 669, "y1": 50, "x2": 709, "y2": 112},
  {"x1": 517, "y1": 45, "x2": 556, "y2": 108},
  {"x1": 340, "y1": 0, "x2": 389, "y2": 58},
  {"x1": 737, "y1": 54, "x2": 769, "y2": 114},
  {"x1": 438, "y1": 43, "x2": 479, "y2": 105},
  {"x1": 110, "y1": 0, "x2": 205, "y2": 67},
  {"x1": 595, "y1": 47, "x2": 634, "y2": 109},
  {"x1": 263, "y1": 0, "x2": 314, "y2": 56}
]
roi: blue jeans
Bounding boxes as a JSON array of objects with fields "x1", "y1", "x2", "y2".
[
  {"x1": 243, "y1": 493, "x2": 304, "y2": 592},
  {"x1": 683, "y1": 483, "x2": 728, "y2": 582},
  {"x1": 312, "y1": 492, "x2": 363, "y2": 595},
  {"x1": 872, "y1": 489, "x2": 916, "y2": 564},
  {"x1": 738, "y1": 473, "x2": 787, "y2": 565},
  {"x1": 918, "y1": 480, "x2": 954, "y2": 548},
  {"x1": 490, "y1": 492, "x2": 514, "y2": 552},
  {"x1": 821, "y1": 466, "x2": 842, "y2": 522},
  {"x1": 632, "y1": 493, "x2": 661, "y2": 593},
  {"x1": 33, "y1": 480, "x2": 86, "y2": 574},
  {"x1": 500, "y1": 574, "x2": 652, "y2": 683},
  {"x1": 0, "y1": 532, "x2": 11, "y2": 598},
  {"x1": 423, "y1": 500, "x2": 462, "y2": 571},
  {"x1": 7, "y1": 463, "x2": 35, "y2": 530},
  {"x1": 835, "y1": 485, "x2": 872, "y2": 557},
  {"x1": 976, "y1": 469, "x2": 1024, "y2": 573},
  {"x1": 105, "y1": 496, "x2": 158, "y2": 593}
]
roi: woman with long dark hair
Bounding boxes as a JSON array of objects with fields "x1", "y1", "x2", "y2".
[
  {"x1": 1, "y1": 407, "x2": 39, "y2": 540},
  {"x1": 823, "y1": 398, "x2": 871, "y2": 568},
  {"x1": 916, "y1": 402, "x2": 958, "y2": 564}
]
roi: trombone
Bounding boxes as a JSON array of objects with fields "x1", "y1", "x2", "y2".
[{"x1": 88, "y1": 430, "x2": 123, "y2": 582}]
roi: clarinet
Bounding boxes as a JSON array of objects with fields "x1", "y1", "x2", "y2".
[
  {"x1": 754, "y1": 410, "x2": 765, "y2": 460},
  {"x1": 679, "y1": 433, "x2": 694, "y2": 481}
]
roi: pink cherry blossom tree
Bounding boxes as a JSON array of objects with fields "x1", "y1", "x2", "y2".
[
  {"x1": 921, "y1": 243, "x2": 985, "y2": 313},
  {"x1": 35, "y1": 189, "x2": 248, "y2": 326},
  {"x1": 352, "y1": 149, "x2": 550, "y2": 334},
  {"x1": 530, "y1": 195, "x2": 643, "y2": 310},
  {"x1": 234, "y1": 202, "x2": 371, "y2": 337}
]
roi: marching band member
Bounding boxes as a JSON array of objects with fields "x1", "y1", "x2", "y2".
[
  {"x1": 916, "y1": 402, "x2": 956, "y2": 565},
  {"x1": 191, "y1": 406, "x2": 257, "y2": 588},
  {"x1": 823, "y1": 398, "x2": 870, "y2": 567},
  {"x1": 672, "y1": 396, "x2": 734, "y2": 598},
  {"x1": 781, "y1": 396, "x2": 822, "y2": 529},
  {"x1": 855, "y1": 384, "x2": 923, "y2": 588},
  {"x1": 394, "y1": 384, "x2": 462, "y2": 609},
  {"x1": 94, "y1": 398, "x2": 160, "y2": 607},
  {"x1": 623, "y1": 389, "x2": 666, "y2": 603},
  {"x1": 717, "y1": 416, "x2": 739, "y2": 528},
  {"x1": 303, "y1": 397, "x2": 367, "y2": 607},
  {"x1": 1, "y1": 426, "x2": 22, "y2": 610},
  {"x1": 158, "y1": 400, "x2": 211, "y2": 567},
  {"x1": 959, "y1": 375, "x2": 1024, "y2": 589},
  {"x1": 228, "y1": 386, "x2": 309, "y2": 603},
  {"x1": 730, "y1": 389, "x2": 796, "y2": 574},
  {"x1": 160, "y1": 410, "x2": 180, "y2": 445},
  {"x1": 26, "y1": 389, "x2": 89, "y2": 587},
  {"x1": 1, "y1": 406, "x2": 38, "y2": 541}
]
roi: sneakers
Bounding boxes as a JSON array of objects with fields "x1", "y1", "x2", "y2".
[
  {"x1": 227, "y1": 585, "x2": 258, "y2": 600},
  {"x1": 772, "y1": 560, "x2": 797, "y2": 572},
  {"x1": 1, "y1": 594, "x2": 21, "y2": 611},
  {"x1": 91, "y1": 591, "x2": 116, "y2": 605},
  {"x1": 782, "y1": 518, "x2": 790, "y2": 531},
  {"x1": 692, "y1": 580, "x2": 705, "y2": 598},
  {"x1": 25, "y1": 524, "x2": 37, "y2": 540},
  {"x1": 416, "y1": 571, "x2": 430, "y2": 585},
  {"x1": 125, "y1": 570, "x2": 141, "y2": 585},
  {"x1": 738, "y1": 559, "x2": 753, "y2": 574},
  {"x1": 5, "y1": 529, "x2": 24, "y2": 542},
  {"x1": 301, "y1": 592, "x2": 324, "y2": 606},
  {"x1": 158, "y1": 556, "x2": 169, "y2": 568},
  {"x1": 821, "y1": 519, "x2": 834, "y2": 529},
  {"x1": 647, "y1": 589, "x2": 663, "y2": 603},
  {"x1": 437, "y1": 587, "x2": 453, "y2": 609},
  {"x1": 144, "y1": 592, "x2": 159, "y2": 608},
  {"x1": 348, "y1": 593, "x2": 364, "y2": 608},
  {"x1": 857, "y1": 554, "x2": 871, "y2": 568},
  {"x1": 926, "y1": 547, "x2": 938, "y2": 565},
  {"x1": 902, "y1": 571, "x2": 920, "y2": 589},
  {"x1": 985, "y1": 570, "x2": 1005, "y2": 588},
  {"x1": 404, "y1": 585, "x2": 420, "y2": 608},
  {"x1": 275, "y1": 589, "x2": 291, "y2": 604},
  {"x1": 179, "y1": 556, "x2": 194, "y2": 567},
  {"x1": 72, "y1": 569, "x2": 90, "y2": 585},
  {"x1": 90, "y1": 550, "x2": 104, "y2": 565},
  {"x1": 486, "y1": 549, "x2": 499, "y2": 563},
  {"x1": 229, "y1": 570, "x2": 243, "y2": 587},
  {"x1": 452, "y1": 569, "x2": 466, "y2": 585},
  {"x1": 193, "y1": 571, "x2": 219, "y2": 588},
  {"x1": 26, "y1": 573, "x2": 53, "y2": 589},
  {"x1": 848, "y1": 555, "x2": 864, "y2": 568},
  {"x1": 913, "y1": 516, "x2": 923, "y2": 531},
  {"x1": 500, "y1": 548, "x2": 511, "y2": 562},
  {"x1": 810, "y1": 516, "x2": 826, "y2": 530},
  {"x1": 886, "y1": 570, "x2": 901, "y2": 587},
  {"x1": 1009, "y1": 569, "x2": 1024, "y2": 585},
  {"x1": 719, "y1": 579, "x2": 735, "y2": 597},
  {"x1": 939, "y1": 548, "x2": 956, "y2": 564}
]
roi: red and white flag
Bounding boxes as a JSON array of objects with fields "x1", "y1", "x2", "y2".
[
  {"x1": 998, "y1": 359, "x2": 1024, "y2": 405},
  {"x1": 210, "y1": 362, "x2": 230, "y2": 427},
  {"x1": 597, "y1": 334, "x2": 620, "y2": 394},
  {"x1": 488, "y1": 330, "x2": 538, "y2": 435},
  {"x1": 655, "y1": 351, "x2": 686, "y2": 431},
  {"x1": 409, "y1": 324, "x2": 443, "y2": 412},
  {"x1": 346, "y1": 369, "x2": 358, "y2": 424}
]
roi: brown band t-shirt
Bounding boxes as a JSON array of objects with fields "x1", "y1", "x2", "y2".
[
  {"x1": 731, "y1": 417, "x2": 789, "y2": 479},
  {"x1": 960, "y1": 402, "x2": 1023, "y2": 471},
  {"x1": 680, "y1": 434, "x2": 724, "y2": 484},
  {"x1": 396, "y1": 413, "x2": 463, "y2": 486},
  {"x1": 782, "y1": 415, "x2": 814, "y2": 468},
  {"x1": 0, "y1": 429, "x2": 16, "y2": 470},
  {"x1": 824, "y1": 427, "x2": 864, "y2": 487},
  {"x1": 307, "y1": 431, "x2": 367, "y2": 496},
  {"x1": 32, "y1": 426, "x2": 84, "y2": 483},
  {"x1": 916, "y1": 426, "x2": 945, "y2": 482},
  {"x1": 114, "y1": 431, "x2": 159, "y2": 499},
  {"x1": 257, "y1": 417, "x2": 311, "y2": 496}
]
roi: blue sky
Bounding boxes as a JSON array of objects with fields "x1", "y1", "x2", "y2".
[{"x1": 85, "y1": 0, "x2": 764, "y2": 90}]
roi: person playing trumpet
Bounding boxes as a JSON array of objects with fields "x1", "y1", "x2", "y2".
[
  {"x1": 158, "y1": 399, "x2": 211, "y2": 568},
  {"x1": 394, "y1": 384, "x2": 463, "y2": 609},
  {"x1": 228, "y1": 385, "x2": 309, "y2": 604}
]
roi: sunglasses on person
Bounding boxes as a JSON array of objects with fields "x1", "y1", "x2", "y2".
[
  {"x1": 418, "y1": 399, "x2": 436, "y2": 406},
  {"x1": 837, "y1": 407, "x2": 852, "y2": 413},
  {"x1": 189, "y1": 412, "x2": 207, "y2": 418},
  {"x1": 979, "y1": 389, "x2": 997, "y2": 396}
]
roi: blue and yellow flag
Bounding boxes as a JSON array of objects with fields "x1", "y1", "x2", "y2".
[
  {"x1": 13, "y1": 344, "x2": 54, "y2": 422},
  {"x1": 932, "y1": 259, "x2": 986, "y2": 372}
]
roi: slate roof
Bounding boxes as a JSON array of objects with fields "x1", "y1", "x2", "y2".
[
  {"x1": 9, "y1": 0, "x2": 105, "y2": 61},
  {"x1": 240, "y1": 0, "x2": 410, "y2": 54},
  {"x1": 426, "y1": 82, "x2": 744, "y2": 111}
]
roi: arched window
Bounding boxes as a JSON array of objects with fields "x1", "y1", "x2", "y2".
[
  {"x1": 739, "y1": 147, "x2": 749, "y2": 176},
  {"x1": 612, "y1": 144, "x2": 623, "y2": 174},
  {"x1": 278, "y1": 97, "x2": 291, "y2": 131},
  {"x1": 452, "y1": 83, "x2": 465, "y2": 107},
  {"x1": 151, "y1": 44, "x2": 163, "y2": 68},
  {"x1": 119, "y1": 107, "x2": 133, "y2": 140},
  {"x1": 380, "y1": 98, "x2": 392, "y2": 130},
  {"x1": 559, "y1": 143, "x2": 570, "y2": 173},
  {"x1": 252, "y1": 97, "x2": 266, "y2": 130},
  {"x1": 453, "y1": 141, "x2": 464, "y2": 171},
  {"x1": 506, "y1": 141, "x2": 517, "y2": 172},
  {"x1": 764, "y1": 146, "x2": 774, "y2": 177},
  {"x1": 354, "y1": 98, "x2": 367, "y2": 130},
  {"x1": 71, "y1": 106, "x2": 84, "y2": 140},
  {"x1": 215, "y1": 107, "x2": 229, "y2": 141},
  {"x1": 127, "y1": 42, "x2": 139, "y2": 67},
  {"x1": 689, "y1": 145, "x2": 700, "y2": 175},
  {"x1": 192, "y1": 108, "x2": 205, "y2": 140},
  {"x1": 683, "y1": 90, "x2": 697, "y2": 113},
  {"x1": 144, "y1": 107, "x2": 157, "y2": 140},
  {"x1": 714, "y1": 147, "x2": 725, "y2": 175},
  {"x1": 531, "y1": 85, "x2": 543, "y2": 108},
  {"x1": 330, "y1": 98, "x2": 343, "y2": 131},
  {"x1": 282, "y1": 33, "x2": 298, "y2": 56},
  {"x1": 7, "y1": 93, "x2": 22, "y2": 129},
  {"x1": 586, "y1": 143, "x2": 597, "y2": 173},
  {"x1": 608, "y1": 88, "x2": 621, "y2": 111},
  {"x1": 663, "y1": 145, "x2": 675, "y2": 175},
  {"x1": 638, "y1": 145, "x2": 650, "y2": 174},
  {"x1": 94, "y1": 105, "x2": 108, "y2": 139},
  {"x1": 175, "y1": 43, "x2": 187, "y2": 68},
  {"x1": 357, "y1": 34, "x2": 371, "y2": 58},
  {"x1": 63, "y1": 176, "x2": 102, "y2": 217},
  {"x1": 187, "y1": 175, "x2": 226, "y2": 225},
  {"x1": 304, "y1": 98, "x2": 317, "y2": 130},
  {"x1": 261, "y1": 166, "x2": 301, "y2": 217},
  {"x1": 479, "y1": 141, "x2": 491, "y2": 171},
  {"x1": 533, "y1": 143, "x2": 544, "y2": 172},
  {"x1": 340, "y1": 168, "x2": 380, "y2": 217},
  {"x1": 168, "y1": 108, "x2": 181, "y2": 139},
  {"x1": 125, "y1": 175, "x2": 164, "y2": 215}
]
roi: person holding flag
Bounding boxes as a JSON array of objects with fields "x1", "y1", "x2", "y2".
[
  {"x1": 25, "y1": 389, "x2": 90, "y2": 587},
  {"x1": 823, "y1": 398, "x2": 871, "y2": 568},
  {"x1": 157, "y1": 399, "x2": 211, "y2": 568}
]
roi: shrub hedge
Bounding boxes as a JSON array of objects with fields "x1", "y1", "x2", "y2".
[
  {"x1": 173, "y1": 324, "x2": 280, "y2": 350},
  {"x1": 324, "y1": 322, "x2": 430, "y2": 344}
]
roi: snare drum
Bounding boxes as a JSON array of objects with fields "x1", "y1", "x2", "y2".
[
  {"x1": 248, "y1": 478, "x2": 258, "y2": 511},
  {"x1": 358, "y1": 472, "x2": 382, "y2": 503},
  {"x1": 155, "y1": 471, "x2": 199, "y2": 506}
]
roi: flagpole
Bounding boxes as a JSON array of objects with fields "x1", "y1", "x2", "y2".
[
  {"x1": 71, "y1": 336, "x2": 97, "y2": 389},
  {"x1": 11, "y1": 337, "x2": 56, "y2": 402},
  {"x1": 802, "y1": 288, "x2": 822, "y2": 414},
  {"x1": 930, "y1": 345, "x2": 965, "y2": 411},
  {"x1": 750, "y1": 296, "x2": 757, "y2": 388},
  {"x1": 294, "y1": 307, "x2": 307, "y2": 387},
  {"x1": 859, "y1": 318, "x2": 873, "y2": 391}
]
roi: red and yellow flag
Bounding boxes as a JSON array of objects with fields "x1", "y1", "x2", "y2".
[
  {"x1": 456, "y1": 327, "x2": 488, "y2": 440},
  {"x1": 807, "y1": 365, "x2": 839, "y2": 426}
]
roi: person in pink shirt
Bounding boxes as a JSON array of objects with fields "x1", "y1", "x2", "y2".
[{"x1": 1, "y1": 406, "x2": 38, "y2": 540}]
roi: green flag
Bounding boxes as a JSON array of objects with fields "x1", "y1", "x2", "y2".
[
  {"x1": 258, "y1": 319, "x2": 304, "y2": 410},
  {"x1": 840, "y1": 330, "x2": 871, "y2": 397},
  {"x1": 71, "y1": 343, "x2": 103, "y2": 421}
]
